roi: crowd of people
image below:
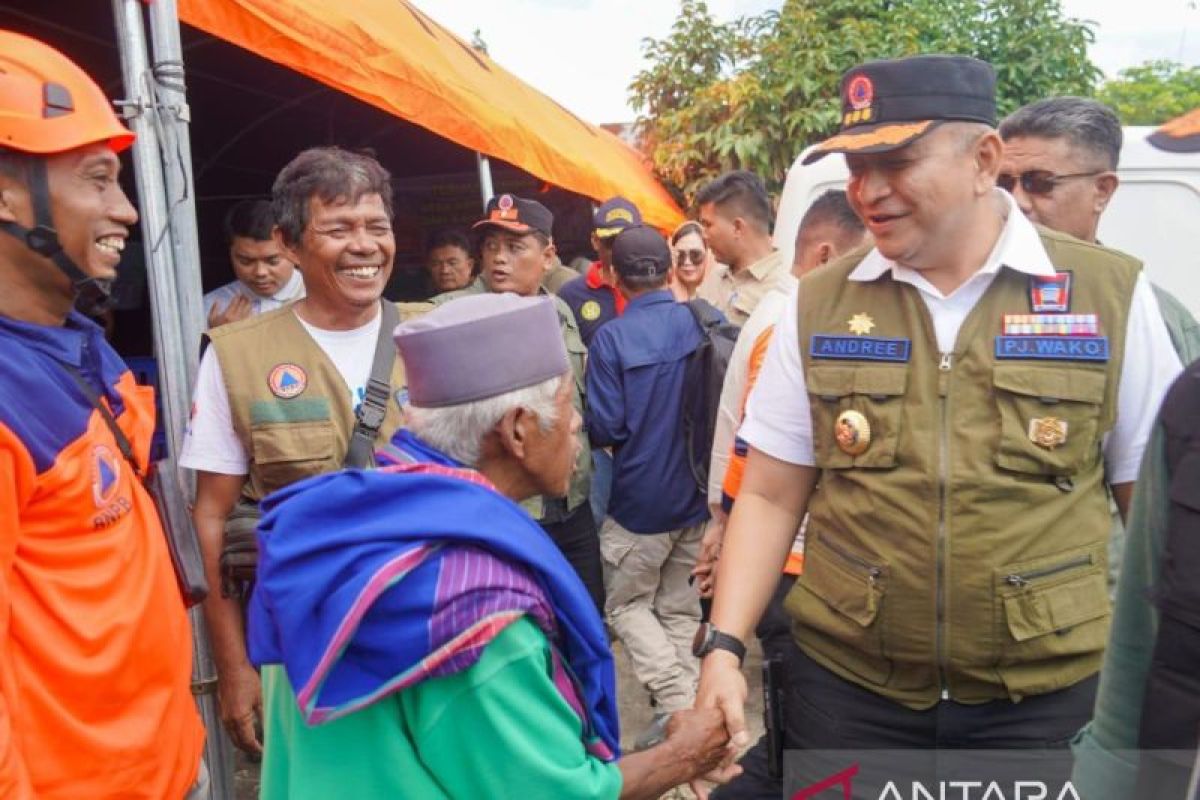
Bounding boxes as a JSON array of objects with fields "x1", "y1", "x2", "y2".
[{"x1": 1, "y1": 28, "x2": 1198, "y2": 800}]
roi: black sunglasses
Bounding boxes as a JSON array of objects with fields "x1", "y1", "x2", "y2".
[
  {"x1": 674, "y1": 248, "x2": 705, "y2": 266},
  {"x1": 997, "y1": 170, "x2": 1103, "y2": 197}
]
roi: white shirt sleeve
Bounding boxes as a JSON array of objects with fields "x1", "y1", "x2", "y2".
[
  {"x1": 709, "y1": 317, "x2": 756, "y2": 498},
  {"x1": 738, "y1": 285, "x2": 815, "y2": 466},
  {"x1": 1103, "y1": 272, "x2": 1184, "y2": 484},
  {"x1": 179, "y1": 347, "x2": 250, "y2": 476}
]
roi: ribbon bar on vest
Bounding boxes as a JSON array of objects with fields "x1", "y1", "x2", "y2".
[
  {"x1": 994, "y1": 335, "x2": 1110, "y2": 362},
  {"x1": 810, "y1": 335, "x2": 912, "y2": 362}
]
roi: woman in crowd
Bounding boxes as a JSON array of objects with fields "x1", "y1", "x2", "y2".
[{"x1": 668, "y1": 221, "x2": 716, "y2": 302}]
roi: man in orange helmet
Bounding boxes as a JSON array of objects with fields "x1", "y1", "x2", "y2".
[{"x1": 0, "y1": 30, "x2": 205, "y2": 799}]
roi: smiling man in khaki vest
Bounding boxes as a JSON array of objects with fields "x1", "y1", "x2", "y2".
[
  {"x1": 181, "y1": 147, "x2": 415, "y2": 756},
  {"x1": 693, "y1": 55, "x2": 1183, "y2": 796}
]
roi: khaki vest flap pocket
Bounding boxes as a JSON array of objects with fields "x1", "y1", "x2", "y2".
[
  {"x1": 852, "y1": 366, "x2": 908, "y2": 397},
  {"x1": 807, "y1": 366, "x2": 856, "y2": 398},
  {"x1": 1003, "y1": 568, "x2": 1108, "y2": 642},
  {"x1": 992, "y1": 365, "x2": 1106, "y2": 404},
  {"x1": 992, "y1": 365, "x2": 1107, "y2": 476},
  {"x1": 251, "y1": 420, "x2": 336, "y2": 464},
  {"x1": 807, "y1": 366, "x2": 907, "y2": 470},
  {"x1": 795, "y1": 536, "x2": 885, "y2": 627}
]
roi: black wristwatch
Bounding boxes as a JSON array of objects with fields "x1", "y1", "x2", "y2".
[{"x1": 692, "y1": 622, "x2": 746, "y2": 665}]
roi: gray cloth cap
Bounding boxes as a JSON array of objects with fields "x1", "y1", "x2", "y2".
[{"x1": 393, "y1": 293, "x2": 568, "y2": 408}]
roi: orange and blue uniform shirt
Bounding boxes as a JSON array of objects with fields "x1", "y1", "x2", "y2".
[{"x1": 0, "y1": 311, "x2": 204, "y2": 799}]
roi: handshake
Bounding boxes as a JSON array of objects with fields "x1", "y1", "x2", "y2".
[{"x1": 618, "y1": 704, "x2": 746, "y2": 800}]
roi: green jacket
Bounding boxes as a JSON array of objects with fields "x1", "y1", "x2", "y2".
[
  {"x1": 789, "y1": 228, "x2": 1138, "y2": 709},
  {"x1": 432, "y1": 278, "x2": 592, "y2": 521},
  {"x1": 1070, "y1": 415, "x2": 1170, "y2": 799},
  {"x1": 1153, "y1": 284, "x2": 1200, "y2": 365}
]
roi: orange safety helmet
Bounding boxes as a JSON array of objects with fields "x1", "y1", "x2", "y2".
[
  {"x1": 0, "y1": 30, "x2": 135, "y2": 312},
  {"x1": 0, "y1": 29, "x2": 133, "y2": 155}
]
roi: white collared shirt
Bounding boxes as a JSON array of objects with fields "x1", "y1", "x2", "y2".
[
  {"x1": 741, "y1": 191, "x2": 1182, "y2": 483},
  {"x1": 202, "y1": 269, "x2": 306, "y2": 320}
]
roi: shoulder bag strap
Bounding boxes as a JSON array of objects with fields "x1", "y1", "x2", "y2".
[{"x1": 344, "y1": 300, "x2": 401, "y2": 469}]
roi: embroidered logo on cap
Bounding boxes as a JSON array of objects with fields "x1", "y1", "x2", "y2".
[
  {"x1": 492, "y1": 193, "x2": 519, "y2": 222},
  {"x1": 268, "y1": 363, "x2": 308, "y2": 399},
  {"x1": 847, "y1": 74, "x2": 873, "y2": 110},
  {"x1": 605, "y1": 208, "x2": 634, "y2": 225},
  {"x1": 581, "y1": 300, "x2": 602, "y2": 321}
]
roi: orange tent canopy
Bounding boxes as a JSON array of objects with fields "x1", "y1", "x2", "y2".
[{"x1": 177, "y1": 0, "x2": 684, "y2": 230}]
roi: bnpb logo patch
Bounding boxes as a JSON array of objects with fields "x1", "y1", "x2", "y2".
[
  {"x1": 92, "y1": 444, "x2": 121, "y2": 508},
  {"x1": 268, "y1": 363, "x2": 308, "y2": 399},
  {"x1": 847, "y1": 74, "x2": 874, "y2": 110}
]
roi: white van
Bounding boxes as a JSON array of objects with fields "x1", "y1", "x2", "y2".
[{"x1": 772, "y1": 126, "x2": 1200, "y2": 318}]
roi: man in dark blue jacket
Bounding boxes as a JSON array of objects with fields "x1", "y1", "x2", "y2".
[{"x1": 586, "y1": 225, "x2": 717, "y2": 747}]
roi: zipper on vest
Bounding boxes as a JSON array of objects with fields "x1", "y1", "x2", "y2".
[
  {"x1": 1005, "y1": 555, "x2": 1093, "y2": 587},
  {"x1": 821, "y1": 536, "x2": 883, "y2": 583},
  {"x1": 936, "y1": 352, "x2": 952, "y2": 701}
]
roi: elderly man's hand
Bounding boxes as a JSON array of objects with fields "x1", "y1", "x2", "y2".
[{"x1": 665, "y1": 707, "x2": 741, "y2": 793}]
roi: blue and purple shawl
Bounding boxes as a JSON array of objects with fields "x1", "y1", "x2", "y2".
[{"x1": 246, "y1": 430, "x2": 620, "y2": 760}]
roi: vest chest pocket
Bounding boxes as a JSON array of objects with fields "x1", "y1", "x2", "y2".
[
  {"x1": 994, "y1": 548, "x2": 1109, "y2": 696},
  {"x1": 807, "y1": 365, "x2": 908, "y2": 469},
  {"x1": 786, "y1": 532, "x2": 891, "y2": 686},
  {"x1": 250, "y1": 420, "x2": 339, "y2": 495},
  {"x1": 992, "y1": 365, "x2": 1107, "y2": 476}
]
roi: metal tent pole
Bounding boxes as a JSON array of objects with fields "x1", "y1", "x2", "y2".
[
  {"x1": 476, "y1": 151, "x2": 495, "y2": 210},
  {"x1": 146, "y1": 0, "x2": 206, "y2": 365},
  {"x1": 111, "y1": 1, "x2": 232, "y2": 797}
]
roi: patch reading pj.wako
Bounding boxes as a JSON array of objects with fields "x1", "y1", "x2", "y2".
[
  {"x1": 810, "y1": 335, "x2": 911, "y2": 362},
  {"x1": 994, "y1": 335, "x2": 1109, "y2": 361}
]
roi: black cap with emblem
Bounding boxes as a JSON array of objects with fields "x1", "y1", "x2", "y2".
[{"x1": 803, "y1": 54, "x2": 997, "y2": 165}]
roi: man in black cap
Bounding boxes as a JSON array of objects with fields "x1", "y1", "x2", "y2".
[
  {"x1": 559, "y1": 197, "x2": 643, "y2": 347},
  {"x1": 693, "y1": 54, "x2": 1182, "y2": 791},
  {"x1": 587, "y1": 226, "x2": 721, "y2": 748},
  {"x1": 433, "y1": 194, "x2": 603, "y2": 612}
]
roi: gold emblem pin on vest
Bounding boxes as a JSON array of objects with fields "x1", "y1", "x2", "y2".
[
  {"x1": 1028, "y1": 417, "x2": 1068, "y2": 449},
  {"x1": 835, "y1": 410, "x2": 871, "y2": 455}
]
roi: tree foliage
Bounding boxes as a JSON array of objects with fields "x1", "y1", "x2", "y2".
[
  {"x1": 630, "y1": 0, "x2": 1100, "y2": 204},
  {"x1": 1097, "y1": 61, "x2": 1200, "y2": 126}
]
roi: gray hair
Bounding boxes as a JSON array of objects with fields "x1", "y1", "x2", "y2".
[
  {"x1": 271, "y1": 146, "x2": 393, "y2": 246},
  {"x1": 404, "y1": 374, "x2": 565, "y2": 466},
  {"x1": 999, "y1": 97, "x2": 1122, "y2": 170}
]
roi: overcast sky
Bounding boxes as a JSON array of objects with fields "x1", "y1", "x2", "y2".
[{"x1": 431, "y1": 0, "x2": 1200, "y2": 124}]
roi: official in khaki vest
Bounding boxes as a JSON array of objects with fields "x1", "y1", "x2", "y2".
[
  {"x1": 694, "y1": 55, "x2": 1183, "y2": 789},
  {"x1": 180, "y1": 148, "x2": 413, "y2": 756}
]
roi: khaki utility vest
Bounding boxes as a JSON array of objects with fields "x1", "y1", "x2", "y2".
[
  {"x1": 207, "y1": 304, "x2": 409, "y2": 502},
  {"x1": 789, "y1": 227, "x2": 1139, "y2": 709}
]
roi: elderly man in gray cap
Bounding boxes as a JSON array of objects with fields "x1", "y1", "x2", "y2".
[{"x1": 246, "y1": 293, "x2": 737, "y2": 799}]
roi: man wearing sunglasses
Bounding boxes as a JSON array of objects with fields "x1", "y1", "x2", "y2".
[{"x1": 998, "y1": 97, "x2": 1200, "y2": 363}]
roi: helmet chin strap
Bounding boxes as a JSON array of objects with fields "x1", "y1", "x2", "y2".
[{"x1": 0, "y1": 157, "x2": 114, "y2": 316}]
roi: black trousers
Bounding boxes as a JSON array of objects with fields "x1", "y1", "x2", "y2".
[
  {"x1": 540, "y1": 502, "x2": 605, "y2": 615},
  {"x1": 716, "y1": 613, "x2": 1098, "y2": 800}
]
